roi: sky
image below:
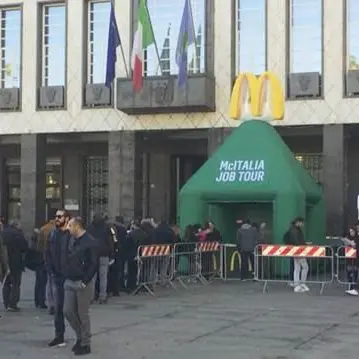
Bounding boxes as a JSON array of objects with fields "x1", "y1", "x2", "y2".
[{"x1": 1, "y1": 0, "x2": 358, "y2": 88}]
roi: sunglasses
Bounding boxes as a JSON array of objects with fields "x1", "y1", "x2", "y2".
[{"x1": 55, "y1": 214, "x2": 64, "y2": 219}]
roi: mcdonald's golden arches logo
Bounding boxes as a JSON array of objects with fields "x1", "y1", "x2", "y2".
[
  {"x1": 229, "y1": 72, "x2": 285, "y2": 121},
  {"x1": 229, "y1": 250, "x2": 252, "y2": 272}
]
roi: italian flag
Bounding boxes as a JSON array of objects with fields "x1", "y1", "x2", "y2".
[{"x1": 131, "y1": 0, "x2": 155, "y2": 92}]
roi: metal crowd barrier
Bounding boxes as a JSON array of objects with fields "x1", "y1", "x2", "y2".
[
  {"x1": 133, "y1": 244, "x2": 175, "y2": 296},
  {"x1": 197, "y1": 241, "x2": 221, "y2": 282},
  {"x1": 336, "y1": 246, "x2": 358, "y2": 290},
  {"x1": 254, "y1": 244, "x2": 334, "y2": 295},
  {"x1": 171, "y1": 242, "x2": 206, "y2": 288}
]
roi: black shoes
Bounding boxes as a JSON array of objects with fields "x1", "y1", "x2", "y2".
[
  {"x1": 72, "y1": 340, "x2": 81, "y2": 352},
  {"x1": 48, "y1": 336, "x2": 66, "y2": 348},
  {"x1": 36, "y1": 303, "x2": 48, "y2": 309},
  {"x1": 74, "y1": 345, "x2": 91, "y2": 356}
]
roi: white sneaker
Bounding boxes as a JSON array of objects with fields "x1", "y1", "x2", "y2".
[
  {"x1": 301, "y1": 284, "x2": 310, "y2": 292},
  {"x1": 294, "y1": 285, "x2": 305, "y2": 293},
  {"x1": 346, "y1": 289, "x2": 359, "y2": 296}
]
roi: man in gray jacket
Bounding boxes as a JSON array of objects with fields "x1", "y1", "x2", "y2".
[{"x1": 236, "y1": 219, "x2": 259, "y2": 280}]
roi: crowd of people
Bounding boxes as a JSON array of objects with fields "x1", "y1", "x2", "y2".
[{"x1": 1, "y1": 210, "x2": 359, "y2": 354}]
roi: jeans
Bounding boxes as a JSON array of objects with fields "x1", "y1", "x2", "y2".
[
  {"x1": 240, "y1": 251, "x2": 254, "y2": 279},
  {"x1": 347, "y1": 265, "x2": 358, "y2": 290},
  {"x1": 3, "y1": 270, "x2": 22, "y2": 308},
  {"x1": 53, "y1": 276, "x2": 65, "y2": 338},
  {"x1": 46, "y1": 273, "x2": 56, "y2": 310},
  {"x1": 96, "y1": 256, "x2": 109, "y2": 301},
  {"x1": 34, "y1": 266, "x2": 47, "y2": 306},
  {"x1": 293, "y1": 258, "x2": 309, "y2": 286}
]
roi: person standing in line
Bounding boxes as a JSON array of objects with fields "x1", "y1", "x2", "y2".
[
  {"x1": 45, "y1": 210, "x2": 71, "y2": 347},
  {"x1": 87, "y1": 213, "x2": 113, "y2": 304},
  {"x1": 38, "y1": 219, "x2": 56, "y2": 315},
  {"x1": 286, "y1": 217, "x2": 310, "y2": 293},
  {"x1": 236, "y1": 219, "x2": 259, "y2": 280},
  {"x1": 2, "y1": 221, "x2": 28, "y2": 312},
  {"x1": 0, "y1": 229, "x2": 9, "y2": 317},
  {"x1": 63, "y1": 217, "x2": 98, "y2": 356}
]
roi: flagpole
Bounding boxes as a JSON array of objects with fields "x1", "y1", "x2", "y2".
[
  {"x1": 144, "y1": 0, "x2": 163, "y2": 75},
  {"x1": 119, "y1": 42, "x2": 129, "y2": 77}
]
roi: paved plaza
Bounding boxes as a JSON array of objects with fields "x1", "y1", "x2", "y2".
[{"x1": 1, "y1": 273, "x2": 359, "y2": 359}]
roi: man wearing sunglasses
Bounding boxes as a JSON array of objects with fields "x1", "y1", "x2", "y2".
[{"x1": 45, "y1": 210, "x2": 71, "y2": 348}]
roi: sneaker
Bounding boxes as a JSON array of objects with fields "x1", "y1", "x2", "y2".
[
  {"x1": 301, "y1": 284, "x2": 310, "y2": 292},
  {"x1": 6, "y1": 306, "x2": 20, "y2": 312},
  {"x1": 288, "y1": 282, "x2": 296, "y2": 288},
  {"x1": 98, "y1": 299, "x2": 107, "y2": 304},
  {"x1": 72, "y1": 340, "x2": 81, "y2": 352},
  {"x1": 74, "y1": 345, "x2": 91, "y2": 356},
  {"x1": 48, "y1": 337, "x2": 66, "y2": 348},
  {"x1": 294, "y1": 285, "x2": 305, "y2": 293},
  {"x1": 346, "y1": 289, "x2": 359, "y2": 296}
]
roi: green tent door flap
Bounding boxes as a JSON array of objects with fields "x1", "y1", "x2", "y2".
[{"x1": 178, "y1": 120, "x2": 325, "y2": 246}]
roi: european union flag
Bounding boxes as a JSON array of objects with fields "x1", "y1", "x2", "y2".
[
  {"x1": 175, "y1": 0, "x2": 196, "y2": 88},
  {"x1": 105, "y1": 0, "x2": 121, "y2": 88}
]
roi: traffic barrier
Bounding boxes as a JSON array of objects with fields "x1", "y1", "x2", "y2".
[
  {"x1": 171, "y1": 242, "x2": 206, "y2": 288},
  {"x1": 197, "y1": 241, "x2": 221, "y2": 281},
  {"x1": 335, "y1": 246, "x2": 359, "y2": 290},
  {"x1": 255, "y1": 244, "x2": 334, "y2": 294},
  {"x1": 132, "y1": 244, "x2": 175, "y2": 296}
]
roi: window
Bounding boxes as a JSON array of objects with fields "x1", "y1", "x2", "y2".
[
  {"x1": 235, "y1": 0, "x2": 267, "y2": 74},
  {"x1": 87, "y1": 0, "x2": 110, "y2": 84},
  {"x1": 347, "y1": 0, "x2": 359, "y2": 71},
  {"x1": 41, "y1": 4, "x2": 66, "y2": 86},
  {"x1": 144, "y1": 0, "x2": 205, "y2": 76},
  {"x1": 0, "y1": 7, "x2": 21, "y2": 88},
  {"x1": 289, "y1": 0, "x2": 322, "y2": 74}
]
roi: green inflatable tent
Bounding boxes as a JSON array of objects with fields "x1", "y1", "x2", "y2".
[{"x1": 178, "y1": 120, "x2": 325, "y2": 245}]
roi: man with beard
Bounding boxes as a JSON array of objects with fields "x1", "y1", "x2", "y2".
[{"x1": 45, "y1": 210, "x2": 71, "y2": 347}]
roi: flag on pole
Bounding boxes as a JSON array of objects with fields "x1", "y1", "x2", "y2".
[
  {"x1": 131, "y1": 0, "x2": 155, "y2": 92},
  {"x1": 105, "y1": 0, "x2": 121, "y2": 88},
  {"x1": 175, "y1": 0, "x2": 196, "y2": 88}
]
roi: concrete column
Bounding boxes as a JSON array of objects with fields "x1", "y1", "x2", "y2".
[
  {"x1": 148, "y1": 152, "x2": 170, "y2": 221},
  {"x1": 108, "y1": 131, "x2": 136, "y2": 222},
  {"x1": 20, "y1": 134, "x2": 46, "y2": 237},
  {"x1": 322, "y1": 125, "x2": 346, "y2": 235},
  {"x1": 207, "y1": 128, "x2": 232, "y2": 157}
]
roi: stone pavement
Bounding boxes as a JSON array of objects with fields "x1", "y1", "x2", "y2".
[{"x1": 1, "y1": 272, "x2": 359, "y2": 359}]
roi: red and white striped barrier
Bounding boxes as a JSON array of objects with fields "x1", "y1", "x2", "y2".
[
  {"x1": 197, "y1": 242, "x2": 220, "y2": 252},
  {"x1": 141, "y1": 245, "x2": 171, "y2": 257},
  {"x1": 344, "y1": 247, "x2": 357, "y2": 258},
  {"x1": 261, "y1": 244, "x2": 326, "y2": 258}
]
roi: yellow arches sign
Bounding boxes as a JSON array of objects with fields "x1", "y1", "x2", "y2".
[{"x1": 229, "y1": 72, "x2": 285, "y2": 121}]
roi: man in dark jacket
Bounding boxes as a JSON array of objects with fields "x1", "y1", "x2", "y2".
[
  {"x1": 45, "y1": 210, "x2": 71, "y2": 348},
  {"x1": 87, "y1": 214, "x2": 113, "y2": 304},
  {"x1": 64, "y1": 217, "x2": 98, "y2": 356},
  {"x1": 2, "y1": 221, "x2": 27, "y2": 312},
  {"x1": 236, "y1": 219, "x2": 259, "y2": 280},
  {"x1": 107, "y1": 216, "x2": 128, "y2": 295}
]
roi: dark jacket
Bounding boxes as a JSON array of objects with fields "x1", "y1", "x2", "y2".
[
  {"x1": 127, "y1": 227, "x2": 147, "y2": 259},
  {"x1": 113, "y1": 221, "x2": 128, "y2": 255},
  {"x1": 87, "y1": 217, "x2": 114, "y2": 258},
  {"x1": 286, "y1": 225, "x2": 306, "y2": 245},
  {"x1": 45, "y1": 228, "x2": 70, "y2": 278},
  {"x1": 2, "y1": 227, "x2": 28, "y2": 272},
  {"x1": 236, "y1": 224, "x2": 259, "y2": 252},
  {"x1": 63, "y1": 232, "x2": 98, "y2": 285},
  {"x1": 207, "y1": 228, "x2": 221, "y2": 243},
  {"x1": 140, "y1": 222, "x2": 155, "y2": 245},
  {"x1": 153, "y1": 223, "x2": 176, "y2": 245}
]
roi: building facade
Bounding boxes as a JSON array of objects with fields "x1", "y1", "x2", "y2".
[{"x1": 0, "y1": 0, "x2": 356, "y2": 236}]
